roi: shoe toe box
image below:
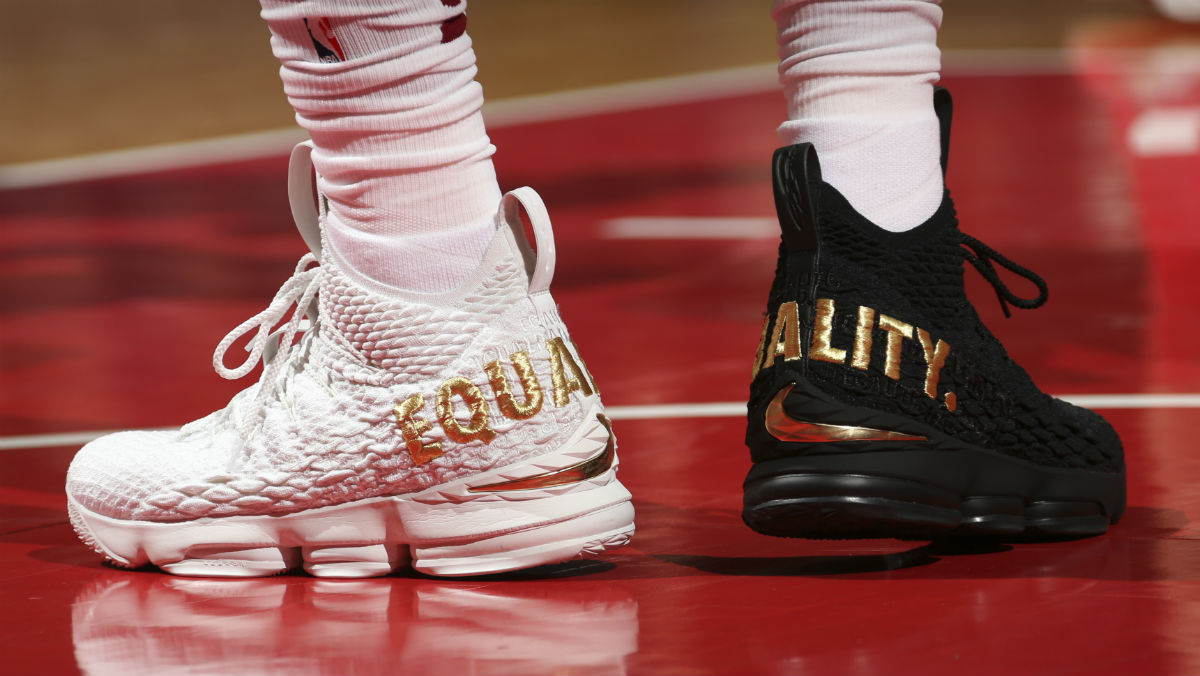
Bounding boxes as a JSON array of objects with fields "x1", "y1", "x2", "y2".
[
  {"x1": 1048, "y1": 398, "x2": 1125, "y2": 472},
  {"x1": 67, "y1": 429, "x2": 231, "y2": 521}
]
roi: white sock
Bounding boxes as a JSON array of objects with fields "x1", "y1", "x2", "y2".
[
  {"x1": 774, "y1": 0, "x2": 944, "y2": 232},
  {"x1": 259, "y1": 0, "x2": 500, "y2": 292}
]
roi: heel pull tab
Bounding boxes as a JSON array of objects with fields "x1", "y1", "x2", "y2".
[
  {"x1": 934, "y1": 86, "x2": 953, "y2": 178},
  {"x1": 771, "y1": 143, "x2": 821, "y2": 253},
  {"x1": 496, "y1": 187, "x2": 557, "y2": 294},
  {"x1": 287, "y1": 140, "x2": 323, "y2": 259}
]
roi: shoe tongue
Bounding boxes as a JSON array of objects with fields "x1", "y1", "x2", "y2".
[{"x1": 287, "y1": 141, "x2": 323, "y2": 259}]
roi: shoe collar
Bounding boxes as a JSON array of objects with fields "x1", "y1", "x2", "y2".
[
  {"x1": 285, "y1": 140, "x2": 558, "y2": 308},
  {"x1": 287, "y1": 141, "x2": 323, "y2": 260}
]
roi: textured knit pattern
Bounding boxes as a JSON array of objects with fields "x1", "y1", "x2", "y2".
[
  {"x1": 753, "y1": 180, "x2": 1124, "y2": 473},
  {"x1": 67, "y1": 232, "x2": 595, "y2": 523}
]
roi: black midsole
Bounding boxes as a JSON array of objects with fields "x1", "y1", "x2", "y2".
[{"x1": 743, "y1": 446, "x2": 1126, "y2": 520}]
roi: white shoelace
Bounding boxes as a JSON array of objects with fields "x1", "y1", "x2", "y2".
[{"x1": 210, "y1": 253, "x2": 322, "y2": 442}]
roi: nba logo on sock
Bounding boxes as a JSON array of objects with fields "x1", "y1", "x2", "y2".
[{"x1": 303, "y1": 17, "x2": 345, "y2": 63}]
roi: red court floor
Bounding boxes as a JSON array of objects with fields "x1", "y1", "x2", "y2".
[{"x1": 3, "y1": 50, "x2": 1200, "y2": 674}]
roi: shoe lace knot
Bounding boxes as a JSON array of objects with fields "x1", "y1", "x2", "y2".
[
  {"x1": 959, "y1": 233, "x2": 1049, "y2": 318},
  {"x1": 211, "y1": 253, "x2": 322, "y2": 440}
]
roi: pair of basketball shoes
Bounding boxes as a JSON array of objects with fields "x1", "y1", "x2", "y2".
[{"x1": 65, "y1": 89, "x2": 1125, "y2": 578}]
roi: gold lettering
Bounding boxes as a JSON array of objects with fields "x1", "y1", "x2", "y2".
[
  {"x1": 547, "y1": 337, "x2": 595, "y2": 407},
  {"x1": 751, "y1": 315, "x2": 770, "y2": 379},
  {"x1": 877, "y1": 314, "x2": 913, "y2": 380},
  {"x1": 810, "y1": 298, "x2": 847, "y2": 364},
  {"x1": 485, "y1": 351, "x2": 544, "y2": 420},
  {"x1": 761, "y1": 301, "x2": 802, "y2": 370},
  {"x1": 945, "y1": 391, "x2": 958, "y2": 412},
  {"x1": 436, "y1": 377, "x2": 496, "y2": 444},
  {"x1": 916, "y1": 329, "x2": 951, "y2": 400},
  {"x1": 393, "y1": 394, "x2": 443, "y2": 465},
  {"x1": 851, "y1": 306, "x2": 875, "y2": 370}
]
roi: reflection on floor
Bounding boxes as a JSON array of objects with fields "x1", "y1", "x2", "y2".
[{"x1": 3, "y1": 32, "x2": 1200, "y2": 675}]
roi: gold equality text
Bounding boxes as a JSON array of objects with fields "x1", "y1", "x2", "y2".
[
  {"x1": 393, "y1": 338, "x2": 595, "y2": 465},
  {"x1": 754, "y1": 298, "x2": 955, "y2": 410}
]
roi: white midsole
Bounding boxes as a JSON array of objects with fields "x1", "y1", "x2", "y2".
[
  {"x1": 69, "y1": 474, "x2": 631, "y2": 560},
  {"x1": 69, "y1": 409, "x2": 634, "y2": 574}
]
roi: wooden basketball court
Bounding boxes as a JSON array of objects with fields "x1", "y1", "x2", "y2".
[{"x1": 3, "y1": 3, "x2": 1199, "y2": 674}]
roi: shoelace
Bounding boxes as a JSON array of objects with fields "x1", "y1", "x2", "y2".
[
  {"x1": 959, "y1": 233, "x2": 1049, "y2": 317},
  {"x1": 211, "y1": 253, "x2": 322, "y2": 441}
]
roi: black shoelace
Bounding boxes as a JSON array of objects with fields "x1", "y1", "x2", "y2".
[{"x1": 959, "y1": 234, "x2": 1049, "y2": 318}]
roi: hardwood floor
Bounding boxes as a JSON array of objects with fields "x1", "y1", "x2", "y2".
[{"x1": 1, "y1": 0, "x2": 1153, "y2": 165}]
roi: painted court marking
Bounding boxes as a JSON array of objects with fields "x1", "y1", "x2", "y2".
[
  {"x1": 10, "y1": 48, "x2": 1194, "y2": 190},
  {"x1": 602, "y1": 217, "x2": 778, "y2": 240},
  {"x1": 3, "y1": 393, "x2": 1197, "y2": 451},
  {"x1": 0, "y1": 64, "x2": 778, "y2": 190}
]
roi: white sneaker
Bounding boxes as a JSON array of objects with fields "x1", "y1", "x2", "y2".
[{"x1": 65, "y1": 142, "x2": 635, "y2": 578}]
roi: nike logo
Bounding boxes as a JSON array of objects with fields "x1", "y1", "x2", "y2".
[
  {"x1": 468, "y1": 415, "x2": 616, "y2": 493},
  {"x1": 764, "y1": 385, "x2": 927, "y2": 443}
]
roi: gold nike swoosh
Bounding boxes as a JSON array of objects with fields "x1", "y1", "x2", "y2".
[
  {"x1": 468, "y1": 414, "x2": 616, "y2": 493},
  {"x1": 765, "y1": 384, "x2": 927, "y2": 443}
]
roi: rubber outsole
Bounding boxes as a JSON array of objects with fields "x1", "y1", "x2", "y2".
[
  {"x1": 742, "y1": 448, "x2": 1124, "y2": 541},
  {"x1": 69, "y1": 408, "x2": 635, "y2": 578},
  {"x1": 69, "y1": 489, "x2": 635, "y2": 578}
]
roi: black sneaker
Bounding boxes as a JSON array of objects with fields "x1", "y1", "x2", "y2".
[{"x1": 743, "y1": 88, "x2": 1126, "y2": 540}]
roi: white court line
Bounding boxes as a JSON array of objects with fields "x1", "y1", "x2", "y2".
[
  {"x1": 1063, "y1": 393, "x2": 1200, "y2": 408},
  {"x1": 481, "y1": 63, "x2": 778, "y2": 128},
  {"x1": 603, "y1": 217, "x2": 778, "y2": 240},
  {"x1": 9, "y1": 48, "x2": 1196, "y2": 190},
  {"x1": 4, "y1": 393, "x2": 1198, "y2": 451},
  {"x1": 0, "y1": 64, "x2": 777, "y2": 190},
  {"x1": 0, "y1": 428, "x2": 178, "y2": 451},
  {"x1": 1128, "y1": 107, "x2": 1200, "y2": 157},
  {"x1": 0, "y1": 129, "x2": 309, "y2": 190},
  {"x1": 611, "y1": 393, "x2": 1200, "y2": 419}
]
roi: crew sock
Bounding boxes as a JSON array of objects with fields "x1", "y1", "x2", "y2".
[
  {"x1": 259, "y1": 0, "x2": 500, "y2": 291},
  {"x1": 774, "y1": 0, "x2": 945, "y2": 232}
]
